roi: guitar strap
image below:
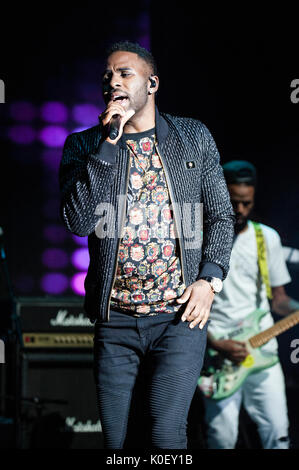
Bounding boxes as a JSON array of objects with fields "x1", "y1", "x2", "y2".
[{"x1": 251, "y1": 221, "x2": 273, "y2": 300}]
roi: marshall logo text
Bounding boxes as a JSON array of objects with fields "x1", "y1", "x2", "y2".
[{"x1": 50, "y1": 309, "x2": 92, "y2": 328}]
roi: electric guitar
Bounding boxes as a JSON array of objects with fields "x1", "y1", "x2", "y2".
[{"x1": 198, "y1": 309, "x2": 299, "y2": 400}]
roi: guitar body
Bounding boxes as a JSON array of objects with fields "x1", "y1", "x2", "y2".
[{"x1": 198, "y1": 309, "x2": 279, "y2": 400}]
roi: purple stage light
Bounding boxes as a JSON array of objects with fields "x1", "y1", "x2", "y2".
[
  {"x1": 8, "y1": 125, "x2": 36, "y2": 145},
  {"x1": 137, "y1": 12, "x2": 151, "y2": 50},
  {"x1": 71, "y1": 126, "x2": 90, "y2": 133},
  {"x1": 41, "y1": 102, "x2": 68, "y2": 123},
  {"x1": 41, "y1": 149, "x2": 62, "y2": 171},
  {"x1": 71, "y1": 104, "x2": 99, "y2": 126},
  {"x1": 15, "y1": 275, "x2": 35, "y2": 293},
  {"x1": 138, "y1": 35, "x2": 151, "y2": 50},
  {"x1": 41, "y1": 273, "x2": 69, "y2": 294},
  {"x1": 9, "y1": 102, "x2": 36, "y2": 121},
  {"x1": 76, "y1": 82, "x2": 102, "y2": 101},
  {"x1": 43, "y1": 224, "x2": 68, "y2": 243},
  {"x1": 39, "y1": 125, "x2": 68, "y2": 147},
  {"x1": 43, "y1": 175, "x2": 60, "y2": 195},
  {"x1": 70, "y1": 272, "x2": 86, "y2": 296},
  {"x1": 72, "y1": 234, "x2": 88, "y2": 246},
  {"x1": 42, "y1": 248, "x2": 69, "y2": 269},
  {"x1": 43, "y1": 199, "x2": 60, "y2": 219},
  {"x1": 71, "y1": 248, "x2": 89, "y2": 270}
]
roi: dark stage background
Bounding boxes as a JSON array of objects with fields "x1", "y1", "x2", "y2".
[{"x1": 0, "y1": 1, "x2": 298, "y2": 449}]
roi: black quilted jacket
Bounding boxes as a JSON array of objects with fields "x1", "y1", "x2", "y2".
[{"x1": 59, "y1": 107, "x2": 235, "y2": 322}]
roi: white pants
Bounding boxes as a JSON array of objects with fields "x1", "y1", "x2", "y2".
[{"x1": 203, "y1": 362, "x2": 289, "y2": 449}]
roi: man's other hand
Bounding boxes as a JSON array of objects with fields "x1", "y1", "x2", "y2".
[{"x1": 177, "y1": 279, "x2": 215, "y2": 329}]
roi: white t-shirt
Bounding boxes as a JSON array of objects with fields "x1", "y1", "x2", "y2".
[{"x1": 209, "y1": 220, "x2": 291, "y2": 353}]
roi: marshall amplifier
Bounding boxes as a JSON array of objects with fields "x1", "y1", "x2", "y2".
[
  {"x1": 16, "y1": 296, "x2": 93, "y2": 332},
  {"x1": 15, "y1": 296, "x2": 94, "y2": 349},
  {"x1": 13, "y1": 297, "x2": 103, "y2": 448},
  {"x1": 19, "y1": 350, "x2": 103, "y2": 449}
]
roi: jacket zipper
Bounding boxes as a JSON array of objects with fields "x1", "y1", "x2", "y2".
[
  {"x1": 154, "y1": 141, "x2": 187, "y2": 287},
  {"x1": 106, "y1": 150, "x2": 132, "y2": 321}
]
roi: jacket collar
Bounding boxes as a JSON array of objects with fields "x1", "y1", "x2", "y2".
[
  {"x1": 155, "y1": 105, "x2": 169, "y2": 145},
  {"x1": 118, "y1": 105, "x2": 169, "y2": 149}
]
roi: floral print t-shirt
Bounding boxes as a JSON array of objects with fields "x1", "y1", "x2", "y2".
[{"x1": 110, "y1": 128, "x2": 186, "y2": 315}]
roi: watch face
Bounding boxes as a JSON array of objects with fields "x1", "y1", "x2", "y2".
[{"x1": 211, "y1": 278, "x2": 223, "y2": 293}]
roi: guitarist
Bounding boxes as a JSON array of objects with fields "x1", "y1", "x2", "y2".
[{"x1": 202, "y1": 160, "x2": 299, "y2": 449}]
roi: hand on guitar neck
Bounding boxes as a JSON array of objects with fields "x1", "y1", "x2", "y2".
[{"x1": 200, "y1": 309, "x2": 299, "y2": 400}]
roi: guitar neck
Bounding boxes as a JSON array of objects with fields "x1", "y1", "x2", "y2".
[{"x1": 249, "y1": 310, "x2": 299, "y2": 348}]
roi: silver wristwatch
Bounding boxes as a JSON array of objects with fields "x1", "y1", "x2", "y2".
[{"x1": 199, "y1": 276, "x2": 223, "y2": 293}]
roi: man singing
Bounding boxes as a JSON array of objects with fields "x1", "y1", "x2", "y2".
[{"x1": 59, "y1": 41, "x2": 234, "y2": 449}]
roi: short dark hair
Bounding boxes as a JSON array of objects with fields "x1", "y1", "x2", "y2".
[
  {"x1": 222, "y1": 160, "x2": 257, "y2": 187},
  {"x1": 105, "y1": 41, "x2": 158, "y2": 75}
]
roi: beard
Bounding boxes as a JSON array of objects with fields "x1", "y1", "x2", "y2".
[
  {"x1": 234, "y1": 215, "x2": 249, "y2": 235},
  {"x1": 129, "y1": 83, "x2": 149, "y2": 114}
]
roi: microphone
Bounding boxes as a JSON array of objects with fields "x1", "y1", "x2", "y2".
[{"x1": 109, "y1": 115, "x2": 121, "y2": 140}]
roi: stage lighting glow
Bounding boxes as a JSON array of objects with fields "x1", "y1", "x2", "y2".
[
  {"x1": 71, "y1": 234, "x2": 88, "y2": 246},
  {"x1": 15, "y1": 275, "x2": 35, "y2": 293},
  {"x1": 43, "y1": 225, "x2": 68, "y2": 243},
  {"x1": 42, "y1": 248, "x2": 69, "y2": 269},
  {"x1": 70, "y1": 272, "x2": 86, "y2": 296},
  {"x1": 76, "y1": 82, "x2": 102, "y2": 101},
  {"x1": 39, "y1": 125, "x2": 68, "y2": 147},
  {"x1": 41, "y1": 149, "x2": 62, "y2": 171},
  {"x1": 138, "y1": 35, "x2": 151, "y2": 50},
  {"x1": 71, "y1": 126, "x2": 90, "y2": 133},
  {"x1": 41, "y1": 273, "x2": 68, "y2": 294},
  {"x1": 8, "y1": 125, "x2": 36, "y2": 145},
  {"x1": 9, "y1": 102, "x2": 36, "y2": 121},
  {"x1": 72, "y1": 103, "x2": 99, "y2": 126},
  {"x1": 43, "y1": 199, "x2": 60, "y2": 219},
  {"x1": 41, "y1": 102, "x2": 68, "y2": 123},
  {"x1": 71, "y1": 248, "x2": 89, "y2": 270}
]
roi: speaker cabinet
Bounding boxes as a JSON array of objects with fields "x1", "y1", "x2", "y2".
[{"x1": 18, "y1": 350, "x2": 103, "y2": 449}]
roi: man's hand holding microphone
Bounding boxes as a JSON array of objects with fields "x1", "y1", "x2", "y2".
[{"x1": 100, "y1": 96, "x2": 135, "y2": 145}]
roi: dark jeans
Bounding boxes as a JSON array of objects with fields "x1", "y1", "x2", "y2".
[{"x1": 93, "y1": 308, "x2": 208, "y2": 449}]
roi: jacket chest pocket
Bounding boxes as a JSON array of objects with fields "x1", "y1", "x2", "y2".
[{"x1": 180, "y1": 159, "x2": 202, "y2": 201}]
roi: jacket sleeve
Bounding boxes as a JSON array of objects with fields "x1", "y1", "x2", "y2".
[
  {"x1": 197, "y1": 125, "x2": 235, "y2": 280},
  {"x1": 59, "y1": 132, "x2": 118, "y2": 237}
]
